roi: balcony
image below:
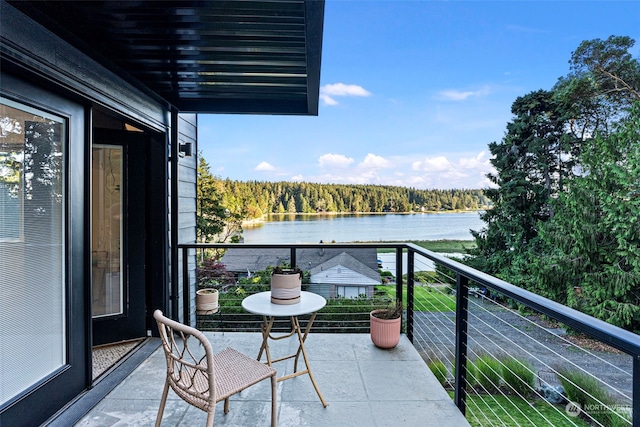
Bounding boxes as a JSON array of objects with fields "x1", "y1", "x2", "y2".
[
  {"x1": 73, "y1": 333, "x2": 468, "y2": 426},
  {"x1": 64, "y1": 243, "x2": 639, "y2": 426}
]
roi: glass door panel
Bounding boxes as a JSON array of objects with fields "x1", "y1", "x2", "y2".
[
  {"x1": 0, "y1": 97, "x2": 66, "y2": 406},
  {"x1": 91, "y1": 145, "x2": 123, "y2": 318}
]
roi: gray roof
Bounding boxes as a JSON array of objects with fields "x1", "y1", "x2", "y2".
[
  {"x1": 221, "y1": 247, "x2": 380, "y2": 274},
  {"x1": 309, "y1": 252, "x2": 380, "y2": 284}
]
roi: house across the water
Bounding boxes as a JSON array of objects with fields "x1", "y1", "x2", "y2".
[{"x1": 221, "y1": 247, "x2": 381, "y2": 298}]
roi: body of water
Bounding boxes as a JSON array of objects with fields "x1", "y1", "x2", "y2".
[{"x1": 242, "y1": 212, "x2": 485, "y2": 243}]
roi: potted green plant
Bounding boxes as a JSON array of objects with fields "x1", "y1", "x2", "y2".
[
  {"x1": 370, "y1": 300, "x2": 403, "y2": 349},
  {"x1": 270, "y1": 266, "x2": 303, "y2": 304}
]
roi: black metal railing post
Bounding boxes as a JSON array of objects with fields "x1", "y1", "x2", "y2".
[
  {"x1": 182, "y1": 247, "x2": 190, "y2": 326},
  {"x1": 290, "y1": 247, "x2": 297, "y2": 269},
  {"x1": 454, "y1": 273, "x2": 469, "y2": 416},
  {"x1": 395, "y1": 247, "x2": 403, "y2": 307},
  {"x1": 634, "y1": 355, "x2": 639, "y2": 427},
  {"x1": 406, "y1": 249, "x2": 414, "y2": 343}
]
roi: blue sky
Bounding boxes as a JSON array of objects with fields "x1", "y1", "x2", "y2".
[{"x1": 199, "y1": 1, "x2": 640, "y2": 189}]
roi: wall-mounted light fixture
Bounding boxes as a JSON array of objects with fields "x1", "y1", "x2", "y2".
[{"x1": 178, "y1": 142, "x2": 193, "y2": 157}]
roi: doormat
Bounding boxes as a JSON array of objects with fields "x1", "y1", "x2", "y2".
[{"x1": 92, "y1": 338, "x2": 144, "y2": 380}]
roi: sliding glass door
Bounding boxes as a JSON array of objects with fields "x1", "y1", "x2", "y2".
[{"x1": 92, "y1": 145, "x2": 124, "y2": 318}]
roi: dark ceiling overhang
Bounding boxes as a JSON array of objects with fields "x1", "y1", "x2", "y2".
[{"x1": 9, "y1": 0, "x2": 324, "y2": 115}]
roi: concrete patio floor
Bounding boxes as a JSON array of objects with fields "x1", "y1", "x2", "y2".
[{"x1": 74, "y1": 332, "x2": 469, "y2": 427}]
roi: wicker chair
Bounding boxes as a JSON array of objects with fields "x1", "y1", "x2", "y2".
[{"x1": 153, "y1": 310, "x2": 277, "y2": 426}]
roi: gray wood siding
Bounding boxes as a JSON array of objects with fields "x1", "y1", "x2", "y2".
[{"x1": 177, "y1": 114, "x2": 198, "y2": 325}]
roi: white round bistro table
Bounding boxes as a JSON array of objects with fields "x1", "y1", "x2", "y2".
[{"x1": 242, "y1": 291, "x2": 328, "y2": 407}]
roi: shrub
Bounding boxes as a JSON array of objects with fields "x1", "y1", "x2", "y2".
[
  {"x1": 557, "y1": 368, "x2": 625, "y2": 427},
  {"x1": 501, "y1": 357, "x2": 535, "y2": 397},
  {"x1": 428, "y1": 359, "x2": 449, "y2": 387},
  {"x1": 452, "y1": 360, "x2": 478, "y2": 390},
  {"x1": 465, "y1": 360, "x2": 478, "y2": 390},
  {"x1": 474, "y1": 354, "x2": 501, "y2": 393},
  {"x1": 196, "y1": 258, "x2": 234, "y2": 289}
]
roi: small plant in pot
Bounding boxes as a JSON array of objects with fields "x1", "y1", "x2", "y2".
[
  {"x1": 196, "y1": 287, "x2": 219, "y2": 314},
  {"x1": 370, "y1": 300, "x2": 403, "y2": 349},
  {"x1": 195, "y1": 260, "x2": 233, "y2": 315},
  {"x1": 270, "y1": 266, "x2": 303, "y2": 305}
]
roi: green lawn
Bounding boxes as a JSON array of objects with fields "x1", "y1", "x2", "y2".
[
  {"x1": 376, "y1": 239, "x2": 476, "y2": 253},
  {"x1": 448, "y1": 393, "x2": 590, "y2": 427},
  {"x1": 379, "y1": 284, "x2": 455, "y2": 312}
]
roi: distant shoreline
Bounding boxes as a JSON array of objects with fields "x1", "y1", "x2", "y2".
[{"x1": 242, "y1": 210, "x2": 485, "y2": 227}]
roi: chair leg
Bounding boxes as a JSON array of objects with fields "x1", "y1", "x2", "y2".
[
  {"x1": 224, "y1": 397, "x2": 230, "y2": 413},
  {"x1": 271, "y1": 374, "x2": 277, "y2": 427},
  {"x1": 155, "y1": 381, "x2": 170, "y2": 427},
  {"x1": 205, "y1": 408, "x2": 215, "y2": 427}
]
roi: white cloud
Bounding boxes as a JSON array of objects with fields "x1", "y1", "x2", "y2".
[
  {"x1": 318, "y1": 153, "x2": 354, "y2": 168},
  {"x1": 359, "y1": 153, "x2": 391, "y2": 169},
  {"x1": 261, "y1": 151, "x2": 496, "y2": 190},
  {"x1": 436, "y1": 85, "x2": 491, "y2": 101},
  {"x1": 320, "y1": 83, "x2": 372, "y2": 105},
  {"x1": 254, "y1": 161, "x2": 276, "y2": 171},
  {"x1": 412, "y1": 156, "x2": 452, "y2": 172},
  {"x1": 408, "y1": 151, "x2": 496, "y2": 188}
]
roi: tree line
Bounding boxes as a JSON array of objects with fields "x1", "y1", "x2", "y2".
[
  {"x1": 467, "y1": 36, "x2": 640, "y2": 332},
  {"x1": 198, "y1": 164, "x2": 491, "y2": 221}
]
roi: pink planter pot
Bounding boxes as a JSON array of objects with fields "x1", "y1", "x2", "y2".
[{"x1": 370, "y1": 310, "x2": 401, "y2": 349}]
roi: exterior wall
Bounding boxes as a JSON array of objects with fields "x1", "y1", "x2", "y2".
[{"x1": 177, "y1": 114, "x2": 198, "y2": 325}]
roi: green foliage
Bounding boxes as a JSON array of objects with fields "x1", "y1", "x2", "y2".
[
  {"x1": 534, "y1": 103, "x2": 640, "y2": 331},
  {"x1": 372, "y1": 300, "x2": 403, "y2": 319},
  {"x1": 379, "y1": 284, "x2": 455, "y2": 312},
  {"x1": 471, "y1": 35, "x2": 640, "y2": 332},
  {"x1": 196, "y1": 258, "x2": 234, "y2": 289},
  {"x1": 471, "y1": 89, "x2": 577, "y2": 281},
  {"x1": 404, "y1": 270, "x2": 439, "y2": 284},
  {"x1": 378, "y1": 239, "x2": 477, "y2": 253},
  {"x1": 557, "y1": 368, "x2": 625, "y2": 427},
  {"x1": 237, "y1": 263, "x2": 310, "y2": 285},
  {"x1": 474, "y1": 354, "x2": 502, "y2": 393},
  {"x1": 428, "y1": 359, "x2": 449, "y2": 387},
  {"x1": 460, "y1": 393, "x2": 591, "y2": 427},
  {"x1": 500, "y1": 357, "x2": 535, "y2": 397},
  {"x1": 197, "y1": 157, "x2": 244, "y2": 243},
  {"x1": 211, "y1": 178, "x2": 490, "y2": 219}
]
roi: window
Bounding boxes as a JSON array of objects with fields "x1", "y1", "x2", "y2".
[{"x1": 0, "y1": 97, "x2": 66, "y2": 405}]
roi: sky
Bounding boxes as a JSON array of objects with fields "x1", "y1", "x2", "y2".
[{"x1": 198, "y1": 1, "x2": 640, "y2": 190}]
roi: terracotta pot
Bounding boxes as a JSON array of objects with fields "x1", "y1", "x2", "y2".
[
  {"x1": 270, "y1": 271, "x2": 301, "y2": 305},
  {"x1": 196, "y1": 288, "x2": 219, "y2": 314},
  {"x1": 370, "y1": 310, "x2": 401, "y2": 349}
]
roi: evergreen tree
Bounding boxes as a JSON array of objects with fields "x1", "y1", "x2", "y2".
[
  {"x1": 196, "y1": 157, "x2": 243, "y2": 243},
  {"x1": 534, "y1": 104, "x2": 640, "y2": 331},
  {"x1": 471, "y1": 90, "x2": 575, "y2": 279}
]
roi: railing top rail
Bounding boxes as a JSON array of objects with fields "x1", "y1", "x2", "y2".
[
  {"x1": 179, "y1": 242, "x2": 640, "y2": 357},
  {"x1": 178, "y1": 242, "x2": 405, "y2": 249},
  {"x1": 404, "y1": 243, "x2": 640, "y2": 358}
]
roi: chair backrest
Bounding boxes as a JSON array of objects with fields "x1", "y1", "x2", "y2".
[{"x1": 153, "y1": 310, "x2": 216, "y2": 411}]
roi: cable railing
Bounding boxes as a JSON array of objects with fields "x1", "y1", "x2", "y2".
[{"x1": 178, "y1": 242, "x2": 640, "y2": 426}]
